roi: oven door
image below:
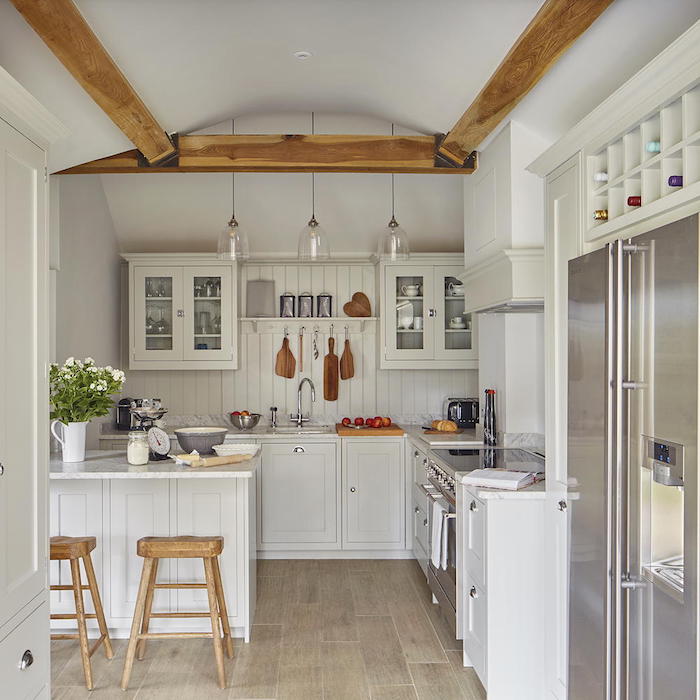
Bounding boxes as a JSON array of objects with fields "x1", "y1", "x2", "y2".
[{"x1": 428, "y1": 494, "x2": 457, "y2": 635}]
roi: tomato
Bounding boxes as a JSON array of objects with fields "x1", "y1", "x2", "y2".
[
  {"x1": 366, "y1": 418, "x2": 373, "y2": 426},
  {"x1": 381, "y1": 417, "x2": 391, "y2": 427},
  {"x1": 231, "y1": 411, "x2": 241, "y2": 416},
  {"x1": 341, "y1": 417, "x2": 351, "y2": 426},
  {"x1": 354, "y1": 417, "x2": 364, "y2": 426}
]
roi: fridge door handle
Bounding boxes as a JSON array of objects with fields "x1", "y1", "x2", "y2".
[{"x1": 620, "y1": 573, "x2": 646, "y2": 591}]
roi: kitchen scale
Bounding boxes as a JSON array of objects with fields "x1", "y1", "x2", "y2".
[
  {"x1": 146, "y1": 426, "x2": 170, "y2": 461},
  {"x1": 130, "y1": 403, "x2": 171, "y2": 461}
]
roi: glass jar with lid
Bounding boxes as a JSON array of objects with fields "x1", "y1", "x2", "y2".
[{"x1": 127, "y1": 431, "x2": 149, "y2": 465}]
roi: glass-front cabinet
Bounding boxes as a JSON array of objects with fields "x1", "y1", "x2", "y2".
[
  {"x1": 380, "y1": 256, "x2": 477, "y2": 370},
  {"x1": 128, "y1": 257, "x2": 237, "y2": 370}
]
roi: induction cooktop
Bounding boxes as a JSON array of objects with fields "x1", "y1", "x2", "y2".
[{"x1": 431, "y1": 448, "x2": 545, "y2": 475}]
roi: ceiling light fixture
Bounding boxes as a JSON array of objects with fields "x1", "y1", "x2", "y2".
[
  {"x1": 298, "y1": 113, "x2": 330, "y2": 261},
  {"x1": 217, "y1": 119, "x2": 250, "y2": 261},
  {"x1": 293, "y1": 50, "x2": 313, "y2": 60},
  {"x1": 377, "y1": 125, "x2": 410, "y2": 261}
]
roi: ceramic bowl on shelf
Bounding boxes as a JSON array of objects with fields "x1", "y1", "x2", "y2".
[
  {"x1": 174, "y1": 427, "x2": 228, "y2": 454},
  {"x1": 228, "y1": 413, "x2": 262, "y2": 431}
]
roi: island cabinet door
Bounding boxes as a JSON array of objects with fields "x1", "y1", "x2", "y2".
[
  {"x1": 49, "y1": 482, "x2": 104, "y2": 620},
  {"x1": 258, "y1": 442, "x2": 339, "y2": 549},
  {"x1": 342, "y1": 439, "x2": 404, "y2": 549},
  {"x1": 108, "y1": 480, "x2": 171, "y2": 620},
  {"x1": 173, "y1": 480, "x2": 243, "y2": 627}
]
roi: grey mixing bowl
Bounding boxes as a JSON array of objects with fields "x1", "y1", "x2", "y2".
[
  {"x1": 228, "y1": 413, "x2": 261, "y2": 431},
  {"x1": 174, "y1": 427, "x2": 228, "y2": 455}
]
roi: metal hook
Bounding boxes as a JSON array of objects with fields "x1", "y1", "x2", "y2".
[
  {"x1": 330, "y1": 323, "x2": 334, "y2": 338},
  {"x1": 300, "y1": 326, "x2": 305, "y2": 336},
  {"x1": 284, "y1": 326, "x2": 288, "y2": 338},
  {"x1": 344, "y1": 325, "x2": 349, "y2": 341}
]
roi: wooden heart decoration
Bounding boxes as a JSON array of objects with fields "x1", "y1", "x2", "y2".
[{"x1": 343, "y1": 292, "x2": 371, "y2": 317}]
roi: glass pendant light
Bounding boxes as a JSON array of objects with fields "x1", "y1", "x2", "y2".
[
  {"x1": 378, "y1": 125, "x2": 410, "y2": 260},
  {"x1": 298, "y1": 113, "x2": 330, "y2": 261},
  {"x1": 217, "y1": 120, "x2": 250, "y2": 261}
]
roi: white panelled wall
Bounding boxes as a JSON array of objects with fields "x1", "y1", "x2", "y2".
[{"x1": 122, "y1": 262, "x2": 477, "y2": 423}]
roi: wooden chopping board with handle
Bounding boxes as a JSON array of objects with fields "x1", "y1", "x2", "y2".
[
  {"x1": 340, "y1": 330, "x2": 354, "y2": 380},
  {"x1": 275, "y1": 336, "x2": 296, "y2": 379},
  {"x1": 324, "y1": 337, "x2": 339, "y2": 401}
]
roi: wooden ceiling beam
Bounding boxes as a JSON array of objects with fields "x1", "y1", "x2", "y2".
[
  {"x1": 438, "y1": 0, "x2": 615, "y2": 166},
  {"x1": 10, "y1": 0, "x2": 175, "y2": 164},
  {"x1": 57, "y1": 134, "x2": 477, "y2": 174}
]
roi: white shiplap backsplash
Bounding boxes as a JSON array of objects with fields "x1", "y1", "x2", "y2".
[{"x1": 122, "y1": 262, "x2": 478, "y2": 424}]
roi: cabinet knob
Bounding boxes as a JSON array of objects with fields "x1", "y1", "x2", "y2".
[
  {"x1": 19, "y1": 650, "x2": 33, "y2": 670},
  {"x1": 429, "y1": 308, "x2": 437, "y2": 318},
  {"x1": 414, "y1": 506, "x2": 420, "y2": 514},
  {"x1": 0, "y1": 462, "x2": 4, "y2": 476},
  {"x1": 292, "y1": 446, "x2": 305, "y2": 453},
  {"x1": 469, "y1": 500, "x2": 478, "y2": 512},
  {"x1": 423, "y1": 518, "x2": 428, "y2": 527},
  {"x1": 350, "y1": 487, "x2": 356, "y2": 493},
  {"x1": 469, "y1": 586, "x2": 477, "y2": 599},
  {"x1": 176, "y1": 309, "x2": 184, "y2": 318},
  {"x1": 414, "y1": 451, "x2": 419, "y2": 458},
  {"x1": 558, "y1": 500, "x2": 567, "y2": 511}
]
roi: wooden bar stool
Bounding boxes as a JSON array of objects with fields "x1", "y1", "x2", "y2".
[
  {"x1": 121, "y1": 535, "x2": 233, "y2": 690},
  {"x1": 50, "y1": 536, "x2": 113, "y2": 690}
]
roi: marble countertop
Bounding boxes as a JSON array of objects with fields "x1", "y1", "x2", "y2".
[
  {"x1": 50, "y1": 451, "x2": 258, "y2": 479},
  {"x1": 404, "y1": 425, "x2": 482, "y2": 447}
]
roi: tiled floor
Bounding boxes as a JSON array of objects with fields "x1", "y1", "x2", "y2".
[{"x1": 51, "y1": 559, "x2": 486, "y2": 699}]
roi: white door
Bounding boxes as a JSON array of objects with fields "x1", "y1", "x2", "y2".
[
  {"x1": 433, "y1": 265, "x2": 477, "y2": 361},
  {"x1": 109, "y1": 480, "x2": 171, "y2": 620},
  {"x1": 0, "y1": 118, "x2": 49, "y2": 627},
  {"x1": 384, "y1": 265, "x2": 435, "y2": 361},
  {"x1": 544, "y1": 155, "x2": 582, "y2": 699},
  {"x1": 343, "y1": 440, "x2": 404, "y2": 548},
  {"x1": 132, "y1": 266, "x2": 184, "y2": 362},
  {"x1": 258, "y1": 443, "x2": 338, "y2": 548},
  {"x1": 183, "y1": 266, "x2": 234, "y2": 362}
]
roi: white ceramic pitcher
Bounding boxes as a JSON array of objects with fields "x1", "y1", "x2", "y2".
[{"x1": 51, "y1": 420, "x2": 88, "y2": 463}]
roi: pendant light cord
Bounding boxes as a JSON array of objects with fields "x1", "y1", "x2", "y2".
[
  {"x1": 230, "y1": 118, "x2": 236, "y2": 222},
  {"x1": 311, "y1": 112, "x2": 316, "y2": 220},
  {"x1": 391, "y1": 123, "x2": 396, "y2": 220}
]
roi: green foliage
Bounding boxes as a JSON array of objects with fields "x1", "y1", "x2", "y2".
[{"x1": 49, "y1": 357, "x2": 125, "y2": 424}]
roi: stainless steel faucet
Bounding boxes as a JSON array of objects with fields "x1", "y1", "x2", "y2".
[{"x1": 291, "y1": 378, "x2": 315, "y2": 427}]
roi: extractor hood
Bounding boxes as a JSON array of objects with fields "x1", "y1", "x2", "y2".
[{"x1": 460, "y1": 248, "x2": 544, "y2": 314}]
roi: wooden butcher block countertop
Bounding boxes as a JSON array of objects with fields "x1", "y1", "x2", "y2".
[{"x1": 335, "y1": 423, "x2": 405, "y2": 437}]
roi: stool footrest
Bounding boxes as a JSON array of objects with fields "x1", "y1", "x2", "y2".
[
  {"x1": 138, "y1": 632, "x2": 214, "y2": 640},
  {"x1": 150, "y1": 612, "x2": 213, "y2": 618},
  {"x1": 51, "y1": 585, "x2": 90, "y2": 591},
  {"x1": 51, "y1": 633, "x2": 79, "y2": 640},
  {"x1": 51, "y1": 613, "x2": 98, "y2": 620},
  {"x1": 153, "y1": 583, "x2": 207, "y2": 589}
]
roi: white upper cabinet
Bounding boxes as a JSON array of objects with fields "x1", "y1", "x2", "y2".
[
  {"x1": 379, "y1": 255, "x2": 477, "y2": 370},
  {"x1": 126, "y1": 255, "x2": 237, "y2": 370},
  {"x1": 462, "y1": 122, "x2": 549, "y2": 313}
]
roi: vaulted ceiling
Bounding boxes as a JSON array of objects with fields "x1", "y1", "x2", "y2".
[{"x1": 1, "y1": 0, "x2": 698, "y2": 174}]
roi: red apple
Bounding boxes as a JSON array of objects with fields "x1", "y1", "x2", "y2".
[
  {"x1": 231, "y1": 411, "x2": 241, "y2": 416},
  {"x1": 373, "y1": 416, "x2": 383, "y2": 427},
  {"x1": 381, "y1": 417, "x2": 391, "y2": 427},
  {"x1": 341, "y1": 417, "x2": 351, "y2": 426},
  {"x1": 354, "y1": 417, "x2": 364, "y2": 426}
]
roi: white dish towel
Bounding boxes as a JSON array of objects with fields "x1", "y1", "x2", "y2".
[{"x1": 431, "y1": 499, "x2": 449, "y2": 570}]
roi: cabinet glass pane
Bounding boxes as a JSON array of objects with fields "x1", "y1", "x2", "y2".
[
  {"x1": 145, "y1": 276, "x2": 173, "y2": 351},
  {"x1": 396, "y1": 274, "x2": 425, "y2": 350},
  {"x1": 442, "y1": 274, "x2": 472, "y2": 351},
  {"x1": 192, "y1": 275, "x2": 222, "y2": 351}
]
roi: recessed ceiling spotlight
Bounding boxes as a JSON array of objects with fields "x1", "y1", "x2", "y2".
[{"x1": 293, "y1": 50, "x2": 313, "y2": 61}]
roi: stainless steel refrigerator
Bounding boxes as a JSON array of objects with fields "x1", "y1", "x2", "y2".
[{"x1": 567, "y1": 214, "x2": 698, "y2": 699}]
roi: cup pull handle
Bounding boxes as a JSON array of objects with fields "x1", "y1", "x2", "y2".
[
  {"x1": 292, "y1": 446, "x2": 305, "y2": 453},
  {"x1": 469, "y1": 586, "x2": 477, "y2": 599}
]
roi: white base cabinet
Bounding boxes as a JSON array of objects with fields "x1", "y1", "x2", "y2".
[
  {"x1": 257, "y1": 442, "x2": 340, "y2": 550},
  {"x1": 49, "y1": 475, "x2": 256, "y2": 641},
  {"x1": 460, "y1": 485, "x2": 546, "y2": 699},
  {"x1": 342, "y1": 439, "x2": 404, "y2": 549}
]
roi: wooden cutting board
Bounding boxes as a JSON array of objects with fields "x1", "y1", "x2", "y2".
[
  {"x1": 423, "y1": 428, "x2": 465, "y2": 435},
  {"x1": 324, "y1": 337, "x2": 339, "y2": 401},
  {"x1": 336, "y1": 423, "x2": 405, "y2": 437}
]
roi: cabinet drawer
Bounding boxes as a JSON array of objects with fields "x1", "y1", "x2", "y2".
[
  {"x1": 412, "y1": 447, "x2": 428, "y2": 484},
  {"x1": 0, "y1": 602, "x2": 49, "y2": 700},
  {"x1": 464, "y1": 491, "x2": 486, "y2": 588},
  {"x1": 463, "y1": 574, "x2": 487, "y2": 688}
]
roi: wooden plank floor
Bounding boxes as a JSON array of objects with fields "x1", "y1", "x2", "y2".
[{"x1": 51, "y1": 559, "x2": 486, "y2": 699}]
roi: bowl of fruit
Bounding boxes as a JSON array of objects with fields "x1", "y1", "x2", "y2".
[
  {"x1": 340, "y1": 416, "x2": 393, "y2": 430},
  {"x1": 228, "y1": 410, "x2": 261, "y2": 431}
]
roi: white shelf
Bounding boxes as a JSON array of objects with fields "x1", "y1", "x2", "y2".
[
  {"x1": 444, "y1": 295, "x2": 465, "y2": 300},
  {"x1": 145, "y1": 334, "x2": 172, "y2": 338},
  {"x1": 396, "y1": 296, "x2": 423, "y2": 301},
  {"x1": 445, "y1": 329, "x2": 471, "y2": 333},
  {"x1": 397, "y1": 329, "x2": 424, "y2": 333},
  {"x1": 194, "y1": 297, "x2": 221, "y2": 301},
  {"x1": 194, "y1": 334, "x2": 221, "y2": 337},
  {"x1": 240, "y1": 316, "x2": 377, "y2": 334},
  {"x1": 146, "y1": 297, "x2": 172, "y2": 301}
]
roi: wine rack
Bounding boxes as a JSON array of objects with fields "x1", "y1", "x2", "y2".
[{"x1": 586, "y1": 83, "x2": 700, "y2": 238}]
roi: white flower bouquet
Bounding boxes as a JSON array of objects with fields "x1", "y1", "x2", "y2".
[{"x1": 49, "y1": 357, "x2": 126, "y2": 423}]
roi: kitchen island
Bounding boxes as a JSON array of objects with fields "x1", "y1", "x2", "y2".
[{"x1": 50, "y1": 451, "x2": 257, "y2": 641}]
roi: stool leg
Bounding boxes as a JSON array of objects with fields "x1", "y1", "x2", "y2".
[
  {"x1": 137, "y1": 557, "x2": 159, "y2": 660},
  {"x1": 70, "y1": 558, "x2": 93, "y2": 690},
  {"x1": 121, "y1": 557, "x2": 154, "y2": 691},
  {"x1": 82, "y1": 553, "x2": 113, "y2": 660},
  {"x1": 203, "y1": 557, "x2": 226, "y2": 689},
  {"x1": 212, "y1": 555, "x2": 234, "y2": 659}
]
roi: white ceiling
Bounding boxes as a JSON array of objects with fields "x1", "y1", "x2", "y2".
[{"x1": 1, "y1": 0, "x2": 698, "y2": 173}]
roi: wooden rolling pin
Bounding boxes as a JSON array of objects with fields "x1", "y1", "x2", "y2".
[{"x1": 173, "y1": 453, "x2": 253, "y2": 468}]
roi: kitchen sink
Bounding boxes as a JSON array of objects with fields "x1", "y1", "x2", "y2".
[{"x1": 270, "y1": 425, "x2": 333, "y2": 435}]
